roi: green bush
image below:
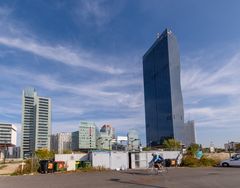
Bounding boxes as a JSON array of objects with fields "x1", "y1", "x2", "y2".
[
  {"x1": 200, "y1": 156, "x2": 220, "y2": 167},
  {"x1": 142, "y1": 147, "x2": 152, "y2": 151},
  {"x1": 35, "y1": 149, "x2": 54, "y2": 160},
  {"x1": 181, "y1": 156, "x2": 201, "y2": 167},
  {"x1": 181, "y1": 155, "x2": 219, "y2": 167},
  {"x1": 187, "y1": 144, "x2": 199, "y2": 156}
]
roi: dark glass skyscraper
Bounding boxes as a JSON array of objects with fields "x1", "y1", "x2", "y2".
[{"x1": 143, "y1": 29, "x2": 184, "y2": 146}]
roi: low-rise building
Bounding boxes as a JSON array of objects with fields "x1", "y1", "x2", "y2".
[
  {"x1": 0, "y1": 123, "x2": 17, "y2": 159},
  {"x1": 224, "y1": 141, "x2": 240, "y2": 152},
  {"x1": 0, "y1": 123, "x2": 17, "y2": 147}
]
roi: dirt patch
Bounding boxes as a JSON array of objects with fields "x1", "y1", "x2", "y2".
[{"x1": 0, "y1": 163, "x2": 20, "y2": 175}]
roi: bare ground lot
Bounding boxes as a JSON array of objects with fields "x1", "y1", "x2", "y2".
[
  {"x1": 0, "y1": 167, "x2": 239, "y2": 188},
  {"x1": 0, "y1": 163, "x2": 20, "y2": 175}
]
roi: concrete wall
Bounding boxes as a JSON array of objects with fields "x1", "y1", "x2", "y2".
[
  {"x1": 205, "y1": 153, "x2": 232, "y2": 161},
  {"x1": 130, "y1": 151, "x2": 182, "y2": 169},
  {"x1": 91, "y1": 151, "x2": 128, "y2": 170},
  {"x1": 55, "y1": 153, "x2": 88, "y2": 162}
]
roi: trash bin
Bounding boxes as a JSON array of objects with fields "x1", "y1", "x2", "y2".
[
  {"x1": 170, "y1": 159, "x2": 177, "y2": 167},
  {"x1": 75, "y1": 161, "x2": 81, "y2": 169},
  {"x1": 81, "y1": 161, "x2": 91, "y2": 168},
  {"x1": 39, "y1": 160, "x2": 48, "y2": 174},
  {"x1": 164, "y1": 159, "x2": 171, "y2": 167},
  {"x1": 85, "y1": 161, "x2": 91, "y2": 168},
  {"x1": 54, "y1": 161, "x2": 65, "y2": 172},
  {"x1": 48, "y1": 161, "x2": 54, "y2": 173}
]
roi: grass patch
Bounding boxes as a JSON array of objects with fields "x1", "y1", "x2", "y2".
[{"x1": 76, "y1": 166, "x2": 108, "y2": 173}]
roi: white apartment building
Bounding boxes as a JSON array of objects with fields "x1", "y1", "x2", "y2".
[
  {"x1": 21, "y1": 88, "x2": 51, "y2": 158},
  {"x1": 51, "y1": 133, "x2": 72, "y2": 154},
  {"x1": 0, "y1": 123, "x2": 17, "y2": 147},
  {"x1": 0, "y1": 123, "x2": 17, "y2": 159}
]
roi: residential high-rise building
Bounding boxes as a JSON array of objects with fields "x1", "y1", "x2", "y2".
[
  {"x1": 97, "y1": 125, "x2": 115, "y2": 150},
  {"x1": 58, "y1": 132, "x2": 72, "y2": 153},
  {"x1": 183, "y1": 120, "x2": 196, "y2": 147},
  {"x1": 72, "y1": 122, "x2": 97, "y2": 150},
  {"x1": 21, "y1": 88, "x2": 51, "y2": 158},
  {"x1": 143, "y1": 29, "x2": 185, "y2": 146},
  {"x1": 50, "y1": 134, "x2": 58, "y2": 153}
]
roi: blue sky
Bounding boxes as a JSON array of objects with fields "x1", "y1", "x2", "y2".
[{"x1": 0, "y1": 0, "x2": 240, "y2": 147}]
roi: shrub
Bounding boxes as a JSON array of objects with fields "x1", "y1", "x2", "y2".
[
  {"x1": 142, "y1": 147, "x2": 152, "y2": 151},
  {"x1": 12, "y1": 159, "x2": 39, "y2": 175},
  {"x1": 187, "y1": 144, "x2": 199, "y2": 156},
  {"x1": 35, "y1": 149, "x2": 54, "y2": 160},
  {"x1": 200, "y1": 156, "x2": 220, "y2": 167},
  {"x1": 181, "y1": 155, "x2": 220, "y2": 167},
  {"x1": 181, "y1": 156, "x2": 200, "y2": 167}
]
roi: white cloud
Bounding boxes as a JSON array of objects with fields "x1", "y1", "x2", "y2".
[
  {"x1": 182, "y1": 51, "x2": 240, "y2": 130},
  {"x1": 74, "y1": 0, "x2": 125, "y2": 27},
  {"x1": 0, "y1": 36, "x2": 124, "y2": 74},
  {"x1": 0, "y1": 64, "x2": 143, "y2": 120}
]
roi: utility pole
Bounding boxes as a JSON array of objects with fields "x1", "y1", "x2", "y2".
[
  {"x1": 31, "y1": 152, "x2": 34, "y2": 173},
  {"x1": 228, "y1": 141, "x2": 231, "y2": 158},
  {"x1": 3, "y1": 140, "x2": 7, "y2": 164}
]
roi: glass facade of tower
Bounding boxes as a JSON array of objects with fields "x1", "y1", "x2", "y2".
[
  {"x1": 143, "y1": 29, "x2": 184, "y2": 146},
  {"x1": 71, "y1": 121, "x2": 97, "y2": 150}
]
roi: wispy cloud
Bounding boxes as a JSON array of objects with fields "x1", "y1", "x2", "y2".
[
  {"x1": 0, "y1": 64, "x2": 143, "y2": 121},
  {"x1": 182, "y1": 50, "x2": 240, "y2": 130},
  {"x1": 0, "y1": 36, "x2": 124, "y2": 74},
  {"x1": 74, "y1": 0, "x2": 125, "y2": 27},
  {"x1": 0, "y1": 5, "x2": 126, "y2": 75}
]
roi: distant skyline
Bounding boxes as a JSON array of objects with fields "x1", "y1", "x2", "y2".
[{"x1": 1, "y1": 0, "x2": 240, "y2": 147}]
